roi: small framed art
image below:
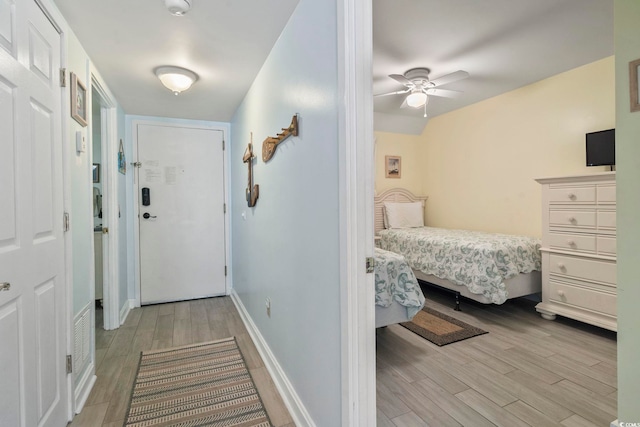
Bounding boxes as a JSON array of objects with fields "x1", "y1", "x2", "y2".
[
  {"x1": 70, "y1": 72, "x2": 88, "y2": 127},
  {"x1": 629, "y1": 58, "x2": 640, "y2": 112},
  {"x1": 92, "y1": 163, "x2": 100, "y2": 183},
  {"x1": 385, "y1": 155, "x2": 401, "y2": 179}
]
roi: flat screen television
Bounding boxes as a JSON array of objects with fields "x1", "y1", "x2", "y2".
[{"x1": 586, "y1": 129, "x2": 615, "y2": 167}]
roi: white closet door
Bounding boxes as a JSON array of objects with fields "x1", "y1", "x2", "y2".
[{"x1": 0, "y1": 1, "x2": 68, "y2": 426}]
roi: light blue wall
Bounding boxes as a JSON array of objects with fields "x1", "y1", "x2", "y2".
[
  {"x1": 614, "y1": 0, "x2": 640, "y2": 421},
  {"x1": 67, "y1": 33, "x2": 93, "y2": 315},
  {"x1": 229, "y1": 1, "x2": 341, "y2": 424}
]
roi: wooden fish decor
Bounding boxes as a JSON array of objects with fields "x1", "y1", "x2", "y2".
[
  {"x1": 262, "y1": 114, "x2": 299, "y2": 162},
  {"x1": 243, "y1": 134, "x2": 259, "y2": 207}
]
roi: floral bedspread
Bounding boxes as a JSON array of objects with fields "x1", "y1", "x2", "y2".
[
  {"x1": 374, "y1": 248, "x2": 425, "y2": 319},
  {"x1": 378, "y1": 227, "x2": 541, "y2": 304}
]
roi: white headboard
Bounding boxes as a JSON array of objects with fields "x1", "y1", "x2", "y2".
[{"x1": 374, "y1": 188, "x2": 428, "y2": 235}]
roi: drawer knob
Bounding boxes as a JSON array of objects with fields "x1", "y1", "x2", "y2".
[
  {"x1": 568, "y1": 217, "x2": 577, "y2": 224},
  {"x1": 568, "y1": 193, "x2": 576, "y2": 200},
  {"x1": 557, "y1": 290, "x2": 565, "y2": 297},
  {"x1": 567, "y1": 240, "x2": 576, "y2": 246},
  {"x1": 557, "y1": 263, "x2": 566, "y2": 270}
]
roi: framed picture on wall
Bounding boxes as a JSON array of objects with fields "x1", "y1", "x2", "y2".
[
  {"x1": 385, "y1": 155, "x2": 401, "y2": 179},
  {"x1": 630, "y1": 58, "x2": 640, "y2": 112},
  {"x1": 70, "y1": 72, "x2": 88, "y2": 127},
  {"x1": 92, "y1": 163, "x2": 100, "y2": 183}
]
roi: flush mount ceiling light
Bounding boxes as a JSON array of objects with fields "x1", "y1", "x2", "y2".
[
  {"x1": 155, "y1": 66, "x2": 198, "y2": 95},
  {"x1": 165, "y1": 0, "x2": 191, "y2": 16}
]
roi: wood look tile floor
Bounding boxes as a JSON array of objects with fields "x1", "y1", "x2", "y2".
[
  {"x1": 376, "y1": 285, "x2": 618, "y2": 427},
  {"x1": 69, "y1": 297, "x2": 295, "y2": 427}
]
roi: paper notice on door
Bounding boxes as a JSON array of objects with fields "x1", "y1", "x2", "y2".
[
  {"x1": 144, "y1": 167, "x2": 162, "y2": 183},
  {"x1": 165, "y1": 166, "x2": 177, "y2": 185}
]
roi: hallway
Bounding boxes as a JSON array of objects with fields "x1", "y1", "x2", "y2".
[{"x1": 69, "y1": 297, "x2": 294, "y2": 426}]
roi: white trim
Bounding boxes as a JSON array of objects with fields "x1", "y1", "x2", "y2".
[
  {"x1": 90, "y1": 76, "x2": 120, "y2": 331},
  {"x1": 230, "y1": 290, "x2": 314, "y2": 426},
  {"x1": 337, "y1": 0, "x2": 376, "y2": 425},
  {"x1": 119, "y1": 299, "x2": 135, "y2": 325},
  {"x1": 73, "y1": 371, "x2": 96, "y2": 415},
  {"x1": 131, "y1": 119, "x2": 231, "y2": 306}
]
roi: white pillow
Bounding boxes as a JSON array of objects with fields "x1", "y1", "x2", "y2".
[{"x1": 383, "y1": 202, "x2": 424, "y2": 228}]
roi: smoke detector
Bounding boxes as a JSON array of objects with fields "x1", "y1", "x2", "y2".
[{"x1": 165, "y1": 0, "x2": 191, "y2": 16}]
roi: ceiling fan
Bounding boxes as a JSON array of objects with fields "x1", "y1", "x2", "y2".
[{"x1": 375, "y1": 68, "x2": 469, "y2": 117}]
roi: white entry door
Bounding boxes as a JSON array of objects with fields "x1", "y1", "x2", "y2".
[
  {"x1": 137, "y1": 124, "x2": 226, "y2": 304},
  {"x1": 0, "y1": 1, "x2": 68, "y2": 426}
]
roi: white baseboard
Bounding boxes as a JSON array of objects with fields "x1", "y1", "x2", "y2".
[
  {"x1": 230, "y1": 290, "x2": 315, "y2": 427},
  {"x1": 74, "y1": 367, "x2": 96, "y2": 414},
  {"x1": 119, "y1": 299, "x2": 135, "y2": 325}
]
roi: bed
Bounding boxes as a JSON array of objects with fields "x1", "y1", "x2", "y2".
[
  {"x1": 374, "y1": 188, "x2": 542, "y2": 308},
  {"x1": 374, "y1": 247, "x2": 425, "y2": 328}
]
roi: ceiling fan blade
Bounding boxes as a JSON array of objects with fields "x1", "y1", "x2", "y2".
[
  {"x1": 425, "y1": 88, "x2": 462, "y2": 98},
  {"x1": 429, "y1": 70, "x2": 469, "y2": 87},
  {"x1": 374, "y1": 88, "x2": 410, "y2": 97},
  {"x1": 389, "y1": 74, "x2": 413, "y2": 86}
]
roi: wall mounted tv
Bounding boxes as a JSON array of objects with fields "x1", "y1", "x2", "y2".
[{"x1": 586, "y1": 129, "x2": 615, "y2": 168}]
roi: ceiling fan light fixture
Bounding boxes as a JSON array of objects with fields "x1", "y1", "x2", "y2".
[
  {"x1": 164, "y1": 0, "x2": 191, "y2": 16},
  {"x1": 155, "y1": 66, "x2": 198, "y2": 95},
  {"x1": 406, "y1": 91, "x2": 428, "y2": 108}
]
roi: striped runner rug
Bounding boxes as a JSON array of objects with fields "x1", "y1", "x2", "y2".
[{"x1": 124, "y1": 337, "x2": 272, "y2": 426}]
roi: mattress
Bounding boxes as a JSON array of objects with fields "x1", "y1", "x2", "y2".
[{"x1": 379, "y1": 227, "x2": 541, "y2": 304}]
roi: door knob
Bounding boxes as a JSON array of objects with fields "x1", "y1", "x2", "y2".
[
  {"x1": 0, "y1": 282, "x2": 10, "y2": 292},
  {"x1": 143, "y1": 213, "x2": 157, "y2": 219},
  {"x1": 102, "y1": 227, "x2": 109, "y2": 234}
]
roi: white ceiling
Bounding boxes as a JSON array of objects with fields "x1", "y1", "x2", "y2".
[
  {"x1": 373, "y1": 0, "x2": 613, "y2": 134},
  {"x1": 53, "y1": 0, "x2": 299, "y2": 122},
  {"x1": 54, "y1": 0, "x2": 613, "y2": 128}
]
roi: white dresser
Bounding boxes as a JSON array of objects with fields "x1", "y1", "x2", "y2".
[{"x1": 535, "y1": 172, "x2": 616, "y2": 331}]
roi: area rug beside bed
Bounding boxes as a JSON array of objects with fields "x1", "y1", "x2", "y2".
[
  {"x1": 400, "y1": 306, "x2": 488, "y2": 346},
  {"x1": 124, "y1": 337, "x2": 272, "y2": 427}
]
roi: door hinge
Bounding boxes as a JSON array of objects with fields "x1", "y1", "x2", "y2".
[
  {"x1": 365, "y1": 257, "x2": 375, "y2": 274},
  {"x1": 224, "y1": 266, "x2": 227, "y2": 276},
  {"x1": 66, "y1": 355, "x2": 72, "y2": 374},
  {"x1": 63, "y1": 212, "x2": 70, "y2": 232},
  {"x1": 222, "y1": 140, "x2": 225, "y2": 151},
  {"x1": 223, "y1": 203, "x2": 226, "y2": 214},
  {"x1": 59, "y1": 68, "x2": 66, "y2": 87}
]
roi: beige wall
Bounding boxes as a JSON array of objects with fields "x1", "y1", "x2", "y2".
[
  {"x1": 374, "y1": 57, "x2": 614, "y2": 237},
  {"x1": 374, "y1": 131, "x2": 424, "y2": 196}
]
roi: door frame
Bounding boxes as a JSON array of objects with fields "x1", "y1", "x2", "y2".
[
  {"x1": 131, "y1": 120, "x2": 231, "y2": 307},
  {"x1": 338, "y1": 0, "x2": 376, "y2": 424},
  {"x1": 89, "y1": 75, "x2": 119, "y2": 330}
]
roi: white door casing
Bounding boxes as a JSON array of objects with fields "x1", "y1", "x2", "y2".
[
  {"x1": 0, "y1": 0, "x2": 68, "y2": 426},
  {"x1": 137, "y1": 124, "x2": 226, "y2": 304}
]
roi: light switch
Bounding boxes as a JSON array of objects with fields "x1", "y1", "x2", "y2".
[{"x1": 76, "y1": 131, "x2": 86, "y2": 153}]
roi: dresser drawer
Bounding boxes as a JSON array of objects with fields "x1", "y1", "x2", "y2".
[
  {"x1": 597, "y1": 185, "x2": 616, "y2": 203},
  {"x1": 548, "y1": 232, "x2": 596, "y2": 253},
  {"x1": 549, "y1": 280, "x2": 616, "y2": 316},
  {"x1": 549, "y1": 254, "x2": 616, "y2": 285},
  {"x1": 549, "y1": 186, "x2": 596, "y2": 204},
  {"x1": 598, "y1": 211, "x2": 616, "y2": 231},
  {"x1": 597, "y1": 236, "x2": 616, "y2": 256},
  {"x1": 549, "y1": 210, "x2": 596, "y2": 229}
]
